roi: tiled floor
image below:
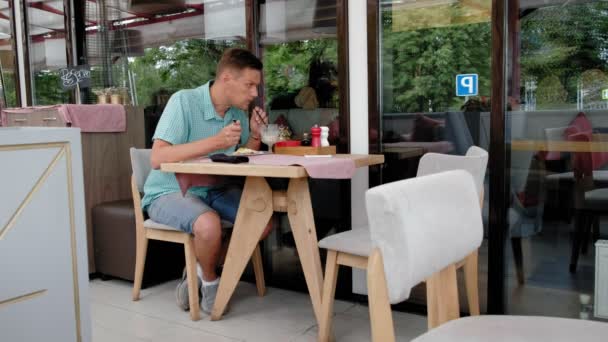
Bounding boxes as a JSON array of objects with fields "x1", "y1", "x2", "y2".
[{"x1": 90, "y1": 279, "x2": 427, "y2": 342}]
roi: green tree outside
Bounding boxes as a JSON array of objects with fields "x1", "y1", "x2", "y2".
[
  {"x1": 128, "y1": 39, "x2": 240, "y2": 107},
  {"x1": 382, "y1": 5, "x2": 492, "y2": 113}
]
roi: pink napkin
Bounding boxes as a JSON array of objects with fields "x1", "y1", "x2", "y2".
[
  {"x1": 58, "y1": 104, "x2": 126, "y2": 132},
  {"x1": 248, "y1": 154, "x2": 356, "y2": 179},
  {"x1": 174, "y1": 154, "x2": 356, "y2": 195}
]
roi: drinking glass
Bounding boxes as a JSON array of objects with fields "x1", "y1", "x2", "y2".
[{"x1": 261, "y1": 124, "x2": 280, "y2": 152}]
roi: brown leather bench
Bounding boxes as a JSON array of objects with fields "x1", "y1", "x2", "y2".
[{"x1": 92, "y1": 199, "x2": 185, "y2": 288}]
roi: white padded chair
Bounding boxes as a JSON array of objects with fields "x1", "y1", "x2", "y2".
[
  {"x1": 129, "y1": 148, "x2": 266, "y2": 321},
  {"x1": 364, "y1": 170, "x2": 608, "y2": 342},
  {"x1": 366, "y1": 170, "x2": 483, "y2": 342},
  {"x1": 412, "y1": 315, "x2": 608, "y2": 342},
  {"x1": 416, "y1": 146, "x2": 488, "y2": 327},
  {"x1": 317, "y1": 147, "x2": 488, "y2": 340}
]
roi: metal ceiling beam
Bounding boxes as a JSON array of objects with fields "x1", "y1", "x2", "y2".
[
  {"x1": 104, "y1": 8, "x2": 203, "y2": 31},
  {"x1": 28, "y1": 1, "x2": 64, "y2": 16}
]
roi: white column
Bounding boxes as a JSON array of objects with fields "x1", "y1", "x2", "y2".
[
  {"x1": 14, "y1": 0, "x2": 28, "y2": 106},
  {"x1": 348, "y1": 0, "x2": 370, "y2": 295}
]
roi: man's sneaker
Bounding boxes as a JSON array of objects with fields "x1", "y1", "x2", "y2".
[
  {"x1": 201, "y1": 280, "x2": 220, "y2": 314},
  {"x1": 175, "y1": 268, "x2": 201, "y2": 311}
]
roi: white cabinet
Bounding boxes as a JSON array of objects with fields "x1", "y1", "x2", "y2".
[{"x1": 0, "y1": 127, "x2": 91, "y2": 342}]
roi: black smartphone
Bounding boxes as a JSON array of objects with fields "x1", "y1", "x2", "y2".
[{"x1": 209, "y1": 153, "x2": 249, "y2": 164}]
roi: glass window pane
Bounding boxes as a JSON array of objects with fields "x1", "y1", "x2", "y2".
[
  {"x1": 379, "y1": 0, "x2": 492, "y2": 311},
  {"x1": 84, "y1": 1, "x2": 245, "y2": 146},
  {"x1": 506, "y1": 1, "x2": 608, "y2": 317},
  {"x1": 0, "y1": 0, "x2": 18, "y2": 108},
  {"x1": 258, "y1": 0, "x2": 343, "y2": 290},
  {"x1": 84, "y1": 1, "x2": 245, "y2": 108},
  {"x1": 26, "y1": 0, "x2": 69, "y2": 105}
]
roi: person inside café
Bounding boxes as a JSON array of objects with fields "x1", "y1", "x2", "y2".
[{"x1": 141, "y1": 48, "x2": 272, "y2": 314}]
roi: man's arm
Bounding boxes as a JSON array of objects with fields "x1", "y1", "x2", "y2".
[
  {"x1": 151, "y1": 123, "x2": 242, "y2": 169},
  {"x1": 244, "y1": 132, "x2": 262, "y2": 150},
  {"x1": 150, "y1": 137, "x2": 221, "y2": 169}
]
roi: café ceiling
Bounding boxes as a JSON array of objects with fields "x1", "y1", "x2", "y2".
[{"x1": 0, "y1": 0, "x2": 593, "y2": 67}]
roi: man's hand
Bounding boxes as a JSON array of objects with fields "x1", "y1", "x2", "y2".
[
  {"x1": 216, "y1": 121, "x2": 242, "y2": 149},
  {"x1": 250, "y1": 106, "x2": 269, "y2": 139}
]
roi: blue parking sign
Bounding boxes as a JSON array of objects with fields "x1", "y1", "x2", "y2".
[{"x1": 456, "y1": 74, "x2": 478, "y2": 96}]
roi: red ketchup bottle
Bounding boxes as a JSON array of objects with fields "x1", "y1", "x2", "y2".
[{"x1": 310, "y1": 125, "x2": 321, "y2": 147}]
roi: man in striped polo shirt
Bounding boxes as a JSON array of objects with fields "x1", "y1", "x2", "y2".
[{"x1": 142, "y1": 48, "x2": 271, "y2": 314}]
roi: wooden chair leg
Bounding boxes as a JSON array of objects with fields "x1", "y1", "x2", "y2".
[
  {"x1": 318, "y1": 250, "x2": 339, "y2": 342},
  {"x1": 252, "y1": 244, "x2": 266, "y2": 297},
  {"x1": 463, "y1": 250, "x2": 480, "y2": 316},
  {"x1": 184, "y1": 238, "x2": 200, "y2": 321},
  {"x1": 132, "y1": 235, "x2": 148, "y2": 301},
  {"x1": 511, "y1": 237, "x2": 525, "y2": 284},
  {"x1": 426, "y1": 275, "x2": 439, "y2": 330},
  {"x1": 367, "y1": 248, "x2": 396, "y2": 342},
  {"x1": 434, "y1": 264, "x2": 460, "y2": 327}
]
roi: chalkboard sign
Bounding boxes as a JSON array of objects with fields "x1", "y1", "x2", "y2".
[{"x1": 59, "y1": 65, "x2": 91, "y2": 90}]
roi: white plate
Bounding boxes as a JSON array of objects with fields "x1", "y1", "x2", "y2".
[{"x1": 230, "y1": 150, "x2": 268, "y2": 156}]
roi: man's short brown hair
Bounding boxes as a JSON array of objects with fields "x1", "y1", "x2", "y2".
[{"x1": 216, "y1": 48, "x2": 263, "y2": 76}]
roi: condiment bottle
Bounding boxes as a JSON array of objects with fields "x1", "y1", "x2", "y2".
[
  {"x1": 320, "y1": 126, "x2": 329, "y2": 147},
  {"x1": 311, "y1": 125, "x2": 321, "y2": 147},
  {"x1": 301, "y1": 132, "x2": 311, "y2": 146}
]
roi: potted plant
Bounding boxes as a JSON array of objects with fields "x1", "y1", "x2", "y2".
[
  {"x1": 118, "y1": 87, "x2": 130, "y2": 105},
  {"x1": 108, "y1": 87, "x2": 122, "y2": 104},
  {"x1": 93, "y1": 88, "x2": 110, "y2": 104}
]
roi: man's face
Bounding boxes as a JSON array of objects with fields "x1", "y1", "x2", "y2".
[{"x1": 226, "y1": 68, "x2": 261, "y2": 111}]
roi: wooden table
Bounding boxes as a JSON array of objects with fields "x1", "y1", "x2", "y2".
[{"x1": 161, "y1": 154, "x2": 384, "y2": 323}]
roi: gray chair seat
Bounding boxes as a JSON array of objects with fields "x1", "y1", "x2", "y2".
[
  {"x1": 318, "y1": 228, "x2": 372, "y2": 257},
  {"x1": 413, "y1": 315, "x2": 608, "y2": 342},
  {"x1": 584, "y1": 188, "x2": 608, "y2": 211},
  {"x1": 144, "y1": 219, "x2": 234, "y2": 231}
]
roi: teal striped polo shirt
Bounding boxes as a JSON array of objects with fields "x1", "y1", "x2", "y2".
[{"x1": 141, "y1": 81, "x2": 250, "y2": 210}]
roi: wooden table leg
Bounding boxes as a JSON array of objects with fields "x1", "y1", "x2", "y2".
[
  {"x1": 211, "y1": 176, "x2": 273, "y2": 320},
  {"x1": 287, "y1": 178, "x2": 324, "y2": 323}
]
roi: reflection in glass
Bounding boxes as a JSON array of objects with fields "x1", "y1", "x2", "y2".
[
  {"x1": 506, "y1": 1, "x2": 608, "y2": 317},
  {"x1": 84, "y1": 1, "x2": 245, "y2": 147},
  {"x1": 258, "y1": 0, "x2": 345, "y2": 294},
  {"x1": 26, "y1": 0, "x2": 69, "y2": 105},
  {"x1": 84, "y1": 0, "x2": 245, "y2": 107},
  {"x1": 0, "y1": 0, "x2": 17, "y2": 108},
  {"x1": 378, "y1": 0, "x2": 492, "y2": 311}
]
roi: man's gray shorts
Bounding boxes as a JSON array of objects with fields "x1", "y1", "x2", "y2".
[{"x1": 147, "y1": 186, "x2": 243, "y2": 234}]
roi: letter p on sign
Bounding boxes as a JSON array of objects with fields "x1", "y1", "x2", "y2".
[{"x1": 456, "y1": 74, "x2": 478, "y2": 97}]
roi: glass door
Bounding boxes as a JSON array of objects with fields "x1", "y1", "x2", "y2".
[
  {"x1": 376, "y1": 0, "x2": 492, "y2": 312},
  {"x1": 505, "y1": 0, "x2": 608, "y2": 318}
]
